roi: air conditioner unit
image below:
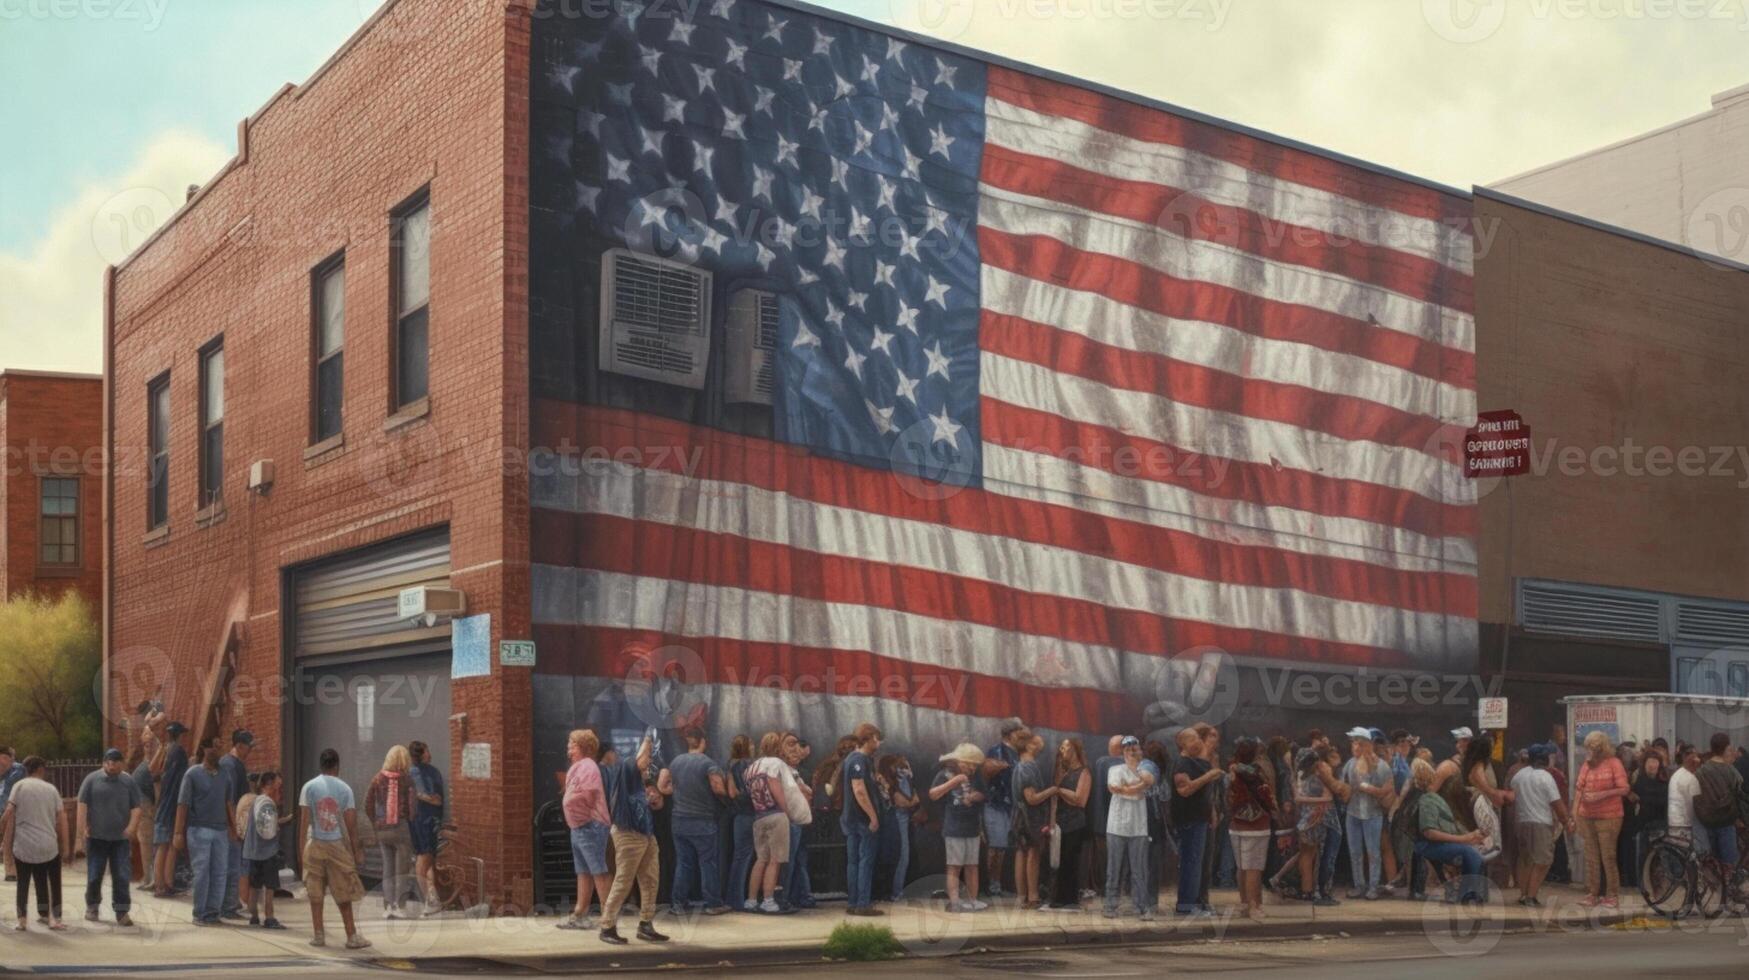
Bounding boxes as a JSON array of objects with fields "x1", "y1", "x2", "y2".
[
  {"x1": 598, "y1": 248, "x2": 712, "y2": 389},
  {"x1": 725, "y1": 289, "x2": 779, "y2": 406},
  {"x1": 398, "y1": 586, "x2": 466, "y2": 626}
]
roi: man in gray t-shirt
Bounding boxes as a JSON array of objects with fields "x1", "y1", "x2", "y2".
[
  {"x1": 77, "y1": 749, "x2": 143, "y2": 922},
  {"x1": 175, "y1": 744, "x2": 239, "y2": 924},
  {"x1": 659, "y1": 729, "x2": 730, "y2": 914}
]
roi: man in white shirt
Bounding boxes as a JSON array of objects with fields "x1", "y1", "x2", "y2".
[
  {"x1": 1102, "y1": 736, "x2": 1154, "y2": 921},
  {"x1": 1508, "y1": 744, "x2": 1570, "y2": 907},
  {"x1": 1668, "y1": 745, "x2": 1704, "y2": 853}
]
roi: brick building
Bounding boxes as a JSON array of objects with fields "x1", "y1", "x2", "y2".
[
  {"x1": 108, "y1": 0, "x2": 1485, "y2": 908},
  {"x1": 0, "y1": 369, "x2": 103, "y2": 611},
  {"x1": 1472, "y1": 188, "x2": 1749, "y2": 748}
]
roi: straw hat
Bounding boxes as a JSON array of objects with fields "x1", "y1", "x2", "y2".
[{"x1": 938, "y1": 742, "x2": 986, "y2": 767}]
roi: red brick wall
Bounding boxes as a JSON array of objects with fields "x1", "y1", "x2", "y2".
[
  {"x1": 0, "y1": 372, "x2": 104, "y2": 612},
  {"x1": 107, "y1": 0, "x2": 534, "y2": 908}
]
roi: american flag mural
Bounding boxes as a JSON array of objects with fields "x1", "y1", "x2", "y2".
[{"x1": 527, "y1": 0, "x2": 1476, "y2": 753}]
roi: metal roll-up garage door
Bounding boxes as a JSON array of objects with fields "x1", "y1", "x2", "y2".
[{"x1": 291, "y1": 528, "x2": 453, "y2": 885}]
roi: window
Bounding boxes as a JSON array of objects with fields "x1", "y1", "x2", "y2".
[
  {"x1": 199, "y1": 341, "x2": 224, "y2": 508},
  {"x1": 146, "y1": 374, "x2": 170, "y2": 529},
  {"x1": 313, "y1": 255, "x2": 345, "y2": 441},
  {"x1": 391, "y1": 193, "x2": 430, "y2": 410},
  {"x1": 39, "y1": 477, "x2": 78, "y2": 566}
]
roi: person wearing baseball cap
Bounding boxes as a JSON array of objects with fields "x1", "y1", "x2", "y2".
[
  {"x1": 76, "y1": 748, "x2": 142, "y2": 926},
  {"x1": 152, "y1": 722, "x2": 190, "y2": 898},
  {"x1": 1341, "y1": 727, "x2": 1393, "y2": 899},
  {"x1": 1431, "y1": 728, "x2": 1473, "y2": 794},
  {"x1": 1508, "y1": 742, "x2": 1569, "y2": 906}
]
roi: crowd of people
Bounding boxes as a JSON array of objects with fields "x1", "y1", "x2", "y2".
[{"x1": 3, "y1": 708, "x2": 1747, "y2": 946}]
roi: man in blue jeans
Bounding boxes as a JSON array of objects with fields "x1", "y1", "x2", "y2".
[
  {"x1": 76, "y1": 748, "x2": 142, "y2": 926},
  {"x1": 783, "y1": 735, "x2": 815, "y2": 909},
  {"x1": 1172, "y1": 729, "x2": 1222, "y2": 915},
  {"x1": 217, "y1": 730, "x2": 254, "y2": 920},
  {"x1": 841, "y1": 723, "x2": 884, "y2": 916},
  {"x1": 660, "y1": 728, "x2": 731, "y2": 916},
  {"x1": 174, "y1": 741, "x2": 239, "y2": 925}
]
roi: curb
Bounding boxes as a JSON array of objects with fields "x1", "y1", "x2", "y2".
[{"x1": 362, "y1": 907, "x2": 1645, "y2": 974}]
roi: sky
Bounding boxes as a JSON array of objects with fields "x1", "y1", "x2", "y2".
[{"x1": 2, "y1": 0, "x2": 1746, "y2": 373}]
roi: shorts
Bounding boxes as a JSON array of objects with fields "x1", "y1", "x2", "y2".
[
  {"x1": 945, "y1": 835, "x2": 981, "y2": 867},
  {"x1": 1232, "y1": 831, "x2": 1270, "y2": 871},
  {"x1": 983, "y1": 806, "x2": 1013, "y2": 850},
  {"x1": 153, "y1": 822, "x2": 173, "y2": 846},
  {"x1": 752, "y1": 813, "x2": 790, "y2": 862},
  {"x1": 248, "y1": 854, "x2": 284, "y2": 889},
  {"x1": 410, "y1": 815, "x2": 440, "y2": 857},
  {"x1": 570, "y1": 822, "x2": 609, "y2": 876},
  {"x1": 302, "y1": 837, "x2": 366, "y2": 904},
  {"x1": 1515, "y1": 823, "x2": 1554, "y2": 866}
]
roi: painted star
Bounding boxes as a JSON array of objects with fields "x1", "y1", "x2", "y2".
[
  {"x1": 671, "y1": 19, "x2": 696, "y2": 45},
  {"x1": 550, "y1": 65, "x2": 580, "y2": 93},
  {"x1": 764, "y1": 15, "x2": 787, "y2": 42},
  {"x1": 662, "y1": 94, "x2": 686, "y2": 123},
  {"x1": 824, "y1": 304, "x2": 845, "y2": 327},
  {"x1": 924, "y1": 276, "x2": 950, "y2": 306},
  {"x1": 722, "y1": 108, "x2": 746, "y2": 139},
  {"x1": 866, "y1": 400, "x2": 896, "y2": 435},
  {"x1": 924, "y1": 341, "x2": 951, "y2": 379},
  {"x1": 714, "y1": 198, "x2": 738, "y2": 224},
  {"x1": 701, "y1": 226, "x2": 728, "y2": 252},
  {"x1": 574, "y1": 184, "x2": 600, "y2": 211},
  {"x1": 640, "y1": 128, "x2": 664, "y2": 157},
  {"x1": 769, "y1": 219, "x2": 796, "y2": 248},
  {"x1": 902, "y1": 146, "x2": 922, "y2": 180},
  {"x1": 886, "y1": 37, "x2": 908, "y2": 61},
  {"x1": 847, "y1": 289, "x2": 868, "y2": 311},
  {"x1": 929, "y1": 123, "x2": 956, "y2": 160},
  {"x1": 895, "y1": 302, "x2": 919, "y2": 333},
  {"x1": 793, "y1": 321, "x2": 821, "y2": 349},
  {"x1": 784, "y1": 58, "x2": 804, "y2": 81},
  {"x1": 831, "y1": 157, "x2": 850, "y2": 183},
  {"x1": 710, "y1": 0, "x2": 732, "y2": 17},
  {"x1": 844, "y1": 346, "x2": 867, "y2": 379},
  {"x1": 813, "y1": 27, "x2": 833, "y2": 56},
  {"x1": 755, "y1": 243, "x2": 776, "y2": 269},
  {"x1": 800, "y1": 188, "x2": 825, "y2": 220},
  {"x1": 751, "y1": 167, "x2": 774, "y2": 201},
  {"x1": 861, "y1": 55, "x2": 880, "y2": 84},
  {"x1": 833, "y1": 74, "x2": 856, "y2": 100},
  {"x1": 754, "y1": 87, "x2": 776, "y2": 114},
  {"x1": 876, "y1": 177, "x2": 897, "y2": 212},
  {"x1": 694, "y1": 65, "x2": 716, "y2": 93},
  {"x1": 870, "y1": 327, "x2": 895, "y2": 355},
  {"x1": 874, "y1": 261, "x2": 896, "y2": 287},
  {"x1": 641, "y1": 47, "x2": 661, "y2": 75},
  {"x1": 935, "y1": 60, "x2": 957, "y2": 87},
  {"x1": 605, "y1": 155, "x2": 631, "y2": 182},
  {"x1": 907, "y1": 85, "x2": 927, "y2": 110},
  {"x1": 808, "y1": 104, "x2": 829, "y2": 132},
  {"x1": 577, "y1": 109, "x2": 605, "y2": 137},
  {"x1": 928, "y1": 407, "x2": 963, "y2": 445},
  {"x1": 775, "y1": 135, "x2": 799, "y2": 167},
  {"x1": 895, "y1": 369, "x2": 920, "y2": 405},
  {"x1": 925, "y1": 207, "x2": 951, "y2": 237},
  {"x1": 898, "y1": 232, "x2": 920, "y2": 260},
  {"x1": 725, "y1": 39, "x2": 748, "y2": 69},
  {"x1": 606, "y1": 82, "x2": 634, "y2": 106},
  {"x1": 848, "y1": 210, "x2": 871, "y2": 241},
  {"x1": 823, "y1": 238, "x2": 847, "y2": 269},
  {"x1": 694, "y1": 145, "x2": 715, "y2": 175},
  {"x1": 880, "y1": 104, "x2": 900, "y2": 132}
]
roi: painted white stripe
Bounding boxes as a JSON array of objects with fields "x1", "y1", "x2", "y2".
[
  {"x1": 980, "y1": 441, "x2": 1478, "y2": 572},
  {"x1": 980, "y1": 189, "x2": 1475, "y2": 356},
  {"x1": 982, "y1": 352, "x2": 1464, "y2": 502},
  {"x1": 535, "y1": 566, "x2": 1158, "y2": 697},
  {"x1": 554, "y1": 461, "x2": 1478, "y2": 665},
  {"x1": 985, "y1": 97, "x2": 1474, "y2": 277},
  {"x1": 982, "y1": 266, "x2": 1477, "y2": 424}
]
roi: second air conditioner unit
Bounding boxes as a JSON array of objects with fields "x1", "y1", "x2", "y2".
[
  {"x1": 725, "y1": 289, "x2": 780, "y2": 406},
  {"x1": 598, "y1": 248, "x2": 712, "y2": 389}
]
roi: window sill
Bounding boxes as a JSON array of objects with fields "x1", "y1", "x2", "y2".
[
  {"x1": 35, "y1": 564, "x2": 81, "y2": 578},
  {"x1": 384, "y1": 397, "x2": 430, "y2": 433},
  {"x1": 143, "y1": 526, "x2": 170, "y2": 548},
  {"x1": 195, "y1": 502, "x2": 227, "y2": 529},
  {"x1": 304, "y1": 433, "x2": 346, "y2": 466}
]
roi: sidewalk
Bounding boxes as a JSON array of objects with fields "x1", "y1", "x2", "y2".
[{"x1": 1, "y1": 867, "x2": 1669, "y2": 973}]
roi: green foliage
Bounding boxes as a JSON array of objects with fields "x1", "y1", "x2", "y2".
[
  {"x1": 823, "y1": 922, "x2": 903, "y2": 962},
  {"x1": 0, "y1": 592, "x2": 101, "y2": 758}
]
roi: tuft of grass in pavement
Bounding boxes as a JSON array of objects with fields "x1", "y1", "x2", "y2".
[{"x1": 823, "y1": 922, "x2": 904, "y2": 961}]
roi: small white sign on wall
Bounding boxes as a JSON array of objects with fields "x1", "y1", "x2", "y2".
[{"x1": 461, "y1": 742, "x2": 492, "y2": 780}]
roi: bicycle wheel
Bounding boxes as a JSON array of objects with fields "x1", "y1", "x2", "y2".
[
  {"x1": 1640, "y1": 840, "x2": 1693, "y2": 917},
  {"x1": 1726, "y1": 866, "x2": 1749, "y2": 917},
  {"x1": 1694, "y1": 860, "x2": 1726, "y2": 918}
]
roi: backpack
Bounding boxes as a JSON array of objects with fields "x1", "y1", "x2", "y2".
[{"x1": 1695, "y1": 762, "x2": 1743, "y2": 829}]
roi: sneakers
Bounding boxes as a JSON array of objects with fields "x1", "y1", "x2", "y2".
[
  {"x1": 345, "y1": 934, "x2": 373, "y2": 950},
  {"x1": 636, "y1": 921, "x2": 670, "y2": 942},
  {"x1": 1517, "y1": 896, "x2": 1542, "y2": 907},
  {"x1": 1378, "y1": 884, "x2": 1397, "y2": 897},
  {"x1": 1346, "y1": 888, "x2": 1365, "y2": 899},
  {"x1": 599, "y1": 926, "x2": 628, "y2": 945},
  {"x1": 261, "y1": 918, "x2": 286, "y2": 930},
  {"x1": 1312, "y1": 896, "x2": 1340, "y2": 907},
  {"x1": 1577, "y1": 896, "x2": 1600, "y2": 908},
  {"x1": 423, "y1": 901, "x2": 444, "y2": 916},
  {"x1": 758, "y1": 898, "x2": 781, "y2": 913},
  {"x1": 384, "y1": 907, "x2": 404, "y2": 920},
  {"x1": 987, "y1": 884, "x2": 1005, "y2": 898},
  {"x1": 84, "y1": 909, "x2": 100, "y2": 922},
  {"x1": 1138, "y1": 908, "x2": 1157, "y2": 922},
  {"x1": 947, "y1": 899, "x2": 977, "y2": 912},
  {"x1": 220, "y1": 909, "x2": 247, "y2": 921},
  {"x1": 743, "y1": 899, "x2": 759, "y2": 912},
  {"x1": 310, "y1": 932, "x2": 326, "y2": 947},
  {"x1": 249, "y1": 914, "x2": 261, "y2": 927},
  {"x1": 115, "y1": 914, "x2": 135, "y2": 928},
  {"x1": 846, "y1": 906, "x2": 886, "y2": 917},
  {"x1": 703, "y1": 905, "x2": 731, "y2": 916},
  {"x1": 969, "y1": 899, "x2": 990, "y2": 911},
  {"x1": 556, "y1": 915, "x2": 593, "y2": 930},
  {"x1": 1601, "y1": 897, "x2": 1619, "y2": 909},
  {"x1": 1364, "y1": 889, "x2": 1381, "y2": 901}
]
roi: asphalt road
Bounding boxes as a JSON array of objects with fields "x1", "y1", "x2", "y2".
[{"x1": 28, "y1": 920, "x2": 1749, "y2": 979}]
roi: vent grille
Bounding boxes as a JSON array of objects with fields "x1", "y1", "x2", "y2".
[
  {"x1": 608, "y1": 252, "x2": 707, "y2": 337},
  {"x1": 753, "y1": 293, "x2": 778, "y2": 397},
  {"x1": 599, "y1": 248, "x2": 711, "y2": 389},
  {"x1": 1519, "y1": 582, "x2": 1663, "y2": 644},
  {"x1": 1673, "y1": 602, "x2": 1749, "y2": 647}
]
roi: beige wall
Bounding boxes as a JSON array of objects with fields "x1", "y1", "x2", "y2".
[
  {"x1": 1492, "y1": 84, "x2": 1749, "y2": 264},
  {"x1": 1473, "y1": 192, "x2": 1749, "y2": 627}
]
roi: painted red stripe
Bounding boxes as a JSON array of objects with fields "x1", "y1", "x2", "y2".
[
  {"x1": 533, "y1": 622, "x2": 1144, "y2": 726},
  {"x1": 528, "y1": 509, "x2": 1419, "y2": 670},
  {"x1": 987, "y1": 66, "x2": 1473, "y2": 229},
  {"x1": 533, "y1": 404, "x2": 1477, "y2": 616},
  {"x1": 980, "y1": 143, "x2": 1473, "y2": 313},
  {"x1": 980, "y1": 227, "x2": 1476, "y2": 390},
  {"x1": 981, "y1": 310, "x2": 1451, "y2": 459},
  {"x1": 981, "y1": 398, "x2": 1476, "y2": 542}
]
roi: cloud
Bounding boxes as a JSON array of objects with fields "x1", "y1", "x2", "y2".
[{"x1": 0, "y1": 130, "x2": 229, "y2": 373}]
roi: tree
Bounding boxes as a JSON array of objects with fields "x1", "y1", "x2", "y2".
[{"x1": 0, "y1": 591, "x2": 101, "y2": 758}]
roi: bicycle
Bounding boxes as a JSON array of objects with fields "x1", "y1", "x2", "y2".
[{"x1": 1640, "y1": 827, "x2": 1749, "y2": 918}]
